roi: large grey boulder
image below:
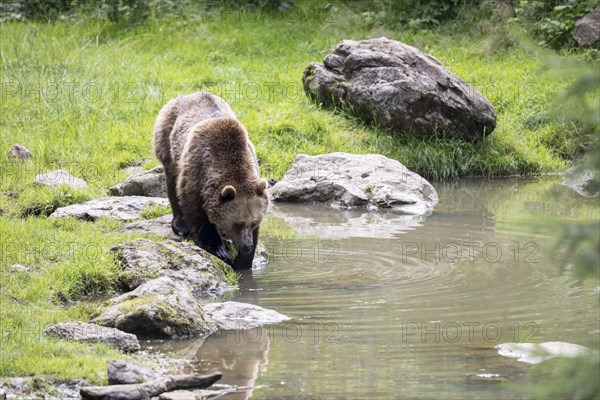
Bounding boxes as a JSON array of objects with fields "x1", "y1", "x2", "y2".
[
  {"x1": 204, "y1": 301, "x2": 291, "y2": 330},
  {"x1": 110, "y1": 166, "x2": 167, "y2": 197},
  {"x1": 111, "y1": 238, "x2": 233, "y2": 296},
  {"x1": 92, "y1": 277, "x2": 216, "y2": 339},
  {"x1": 34, "y1": 169, "x2": 87, "y2": 189},
  {"x1": 303, "y1": 37, "x2": 496, "y2": 141},
  {"x1": 50, "y1": 196, "x2": 169, "y2": 221},
  {"x1": 571, "y1": 6, "x2": 600, "y2": 46},
  {"x1": 44, "y1": 321, "x2": 140, "y2": 352},
  {"x1": 269, "y1": 152, "x2": 438, "y2": 214}
]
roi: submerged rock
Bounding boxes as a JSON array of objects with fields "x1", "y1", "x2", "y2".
[
  {"x1": 269, "y1": 152, "x2": 438, "y2": 214},
  {"x1": 303, "y1": 37, "x2": 496, "y2": 141},
  {"x1": 204, "y1": 301, "x2": 291, "y2": 330},
  {"x1": 107, "y1": 360, "x2": 158, "y2": 385},
  {"x1": 92, "y1": 277, "x2": 217, "y2": 339},
  {"x1": 44, "y1": 321, "x2": 140, "y2": 353},
  {"x1": 111, "y1": 238, "x2": 233, "y2": 295},
  {"x1": 34, "y1": 169, "x2": 87, "y2": 189},
  {"x1": 50, "y1": 196, "x2": 169, "y2": 221},
  {"x1": 561, "y1": 166, "x2": 599, "y2": 197},
  {"x1": 571, "y1": 6, "x2": 600, "y2": 46},
  {"x1": 110, "y1": 166, "x2": 167, "y2": 197},
  {"x1": 496, "y1": 342, "x2": 591, "y2": 364}
]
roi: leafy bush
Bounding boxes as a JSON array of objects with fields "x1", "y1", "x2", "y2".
[{"x1": 514, "y1": 0, "x2": 598, "y2": 48}]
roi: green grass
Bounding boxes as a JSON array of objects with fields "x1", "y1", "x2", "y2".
[{"x1": 0, "y1": 0, "x2": 597, "y2": 384}]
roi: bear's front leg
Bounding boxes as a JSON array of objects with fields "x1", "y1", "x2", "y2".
[
  {"x1": 194, "y1": 223, "x2": 232, "y2": 266},
  {"x1": 232, "y1": 226, "x2": 260, "y2": 270}
]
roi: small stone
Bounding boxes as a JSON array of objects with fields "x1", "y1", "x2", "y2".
[
  {"x1": 10, "y1": 144, "x2": 32, "y2": 162},
  {"x1": 44, "y1": 321, "x2": 140, "y2": 352},
  {"x1": 34, "y1": 169, "x2": 87, "y2": 189},
  {"x1": 9, "y1": 264, "x2": 29, "y2": 273},
  {"x1": 204, "y1": 301, "x2": 290, "y2": 330}
]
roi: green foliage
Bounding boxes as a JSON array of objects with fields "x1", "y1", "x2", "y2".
[
  {"x1": 522, "y1": 353, "x2": 600, "y2": 400},
  {"x1": 18, "y1": 186, "x2": 92, "y2": 217},
  {"x1": 514, "y1": 0, "x2": 599, "y2": 48}
]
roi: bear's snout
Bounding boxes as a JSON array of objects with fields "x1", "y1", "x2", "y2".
[{"x1": 240, "y1": 243, "x2": 254, "y2": 255}]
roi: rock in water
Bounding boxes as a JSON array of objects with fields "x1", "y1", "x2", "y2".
[
  {"x1": 109, "y1": 166, "x2": 167, "y2": 197},
  {"x1": 34, "y1": 169, "x2": 87, "y2": 189},
  {"x1": 92, "y1": 277, "x2": 216, "y2": 339},
  {"x1": 496, "y1": 342, "x2": 591, "y2": 364},
  {"x1": 571, "y1": 6, "x2": 600, "y2": 46},
  {"x1": 11, "y1": 144, "x2": 33, "y2": 162},
  {"x1": 50, "y1": 196, "x2": 169, "y2": 221},
  {"x1": 107, "y1": 360, "x2": 158, "y2": 385},
  {"x1": 269, "y1": 152, "x2": 438, "y2": 214},
  {"x1": 561, "y1": 166, "x2": 599, "y2": 197},
  {"x1": 302, "y1": 37, "x2": 496, "y2": 141},
  {"x1": 44, "y1": 321, "x2": 140, "y2": 352},
  {"x1": 204, "y1": 301, "x2": 291, "y2": 330}
]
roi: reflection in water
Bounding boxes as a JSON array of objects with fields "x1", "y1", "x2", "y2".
[
  {"x1": 144, "y1": 328, "x2": 269, "y2": 400},
  {"x1": 151, "y1": 177, "x2": 599, "y2": 399}
]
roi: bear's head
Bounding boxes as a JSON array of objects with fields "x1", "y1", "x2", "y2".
[{"x1": 207, "y1": 179, "x2": 269, "y2": 255}]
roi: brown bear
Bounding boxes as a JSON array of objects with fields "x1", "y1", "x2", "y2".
[{"x1": 153, "y1": 92, "x2": 269, "y2": 270}]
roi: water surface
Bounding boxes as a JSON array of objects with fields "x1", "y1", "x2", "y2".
[{"x1": 146, "y1": 176, "x2": 600, "y2": 399}]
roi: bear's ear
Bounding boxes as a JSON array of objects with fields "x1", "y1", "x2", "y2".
[
  {"x1": 256, "y1": 179, "x2": 268, "y2": 196},
  {"x1": 220, "y1": 185, "x2": 236, "y2": 201}
]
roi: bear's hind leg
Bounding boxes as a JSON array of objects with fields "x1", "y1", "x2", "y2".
[{"x1": 164, "y1": 165, "x2": 189, "y2": 237}]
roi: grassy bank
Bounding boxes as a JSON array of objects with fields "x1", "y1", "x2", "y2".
[{"x1": 0, "y1": 0, "x2": 597, "y2": 385}]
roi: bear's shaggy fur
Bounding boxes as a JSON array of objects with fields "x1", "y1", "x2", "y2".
[{"x1": 153, "y1": 92, "x2": 268, "y2": 269}]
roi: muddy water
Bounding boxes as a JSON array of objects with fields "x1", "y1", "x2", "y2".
[{"x1": 145, "y1": 177, "x2": 600, "y2": 399}]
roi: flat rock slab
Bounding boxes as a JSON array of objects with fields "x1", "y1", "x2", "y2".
[
  {"x1": 110, "y1": 166, "x2": 167, "y2": 197},
  {"x1": 122, "y1": 215, "x2": 269, "y2": 269},
  {"x1": 112, "y1": 238, "x2": 233, "y2": 296},
  {"x1": 496, "y1": 342, "x2": 591, "y2": 364},
  {"x1": 107, "y1": 360, "x2": 158, "y2": 385},
  {"x1": 92, "y1": 277, "x2": 216, "y2": 339},
  {"x1": 303, "y1": 37, "x2": 496, "y2": 141},
  {"x1": 44, "y1": 321, "x2": 140, "y2": 352},
  {"x1": 34, "y1": 169, "x2": 87, "y2": 189},
  {"x1": 204, "y1": 301, "x2": 291, "y2": 330},
  {"x1": 571, "y1": 6, "x2": 600, "y2": 46},
  {"x1": 50, "y1": 196, "x2": 169, "y2": 221},
  {"x1": 269, "y1": 152, "x2": 438, "y2": 214}
]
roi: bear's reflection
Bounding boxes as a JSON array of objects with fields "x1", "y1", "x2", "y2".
[
  {"x1": 153, "y1": 321, "x2": 270, "y2": 399},
  {"x1": 194, "y1": 327, "x2": 270, "y2": 399}
]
